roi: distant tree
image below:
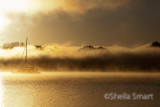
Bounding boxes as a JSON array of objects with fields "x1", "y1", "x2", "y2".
[
  {"x1": 79, "y1": 45, "x2": 105, "y2": 51},
  {"x1": 83, "y1": 45, "x2": 95, "y2": 50},
  {"x1": 97, "y1": 46, "x2": 105, "y2": 50},
  {"x1": 3, "y1": 42, "x2": 24, "y2": 49},
  {"x1": 151, "y1": 41, "x2": 160, "y2": 48},
  {"x1": 35, "y1": 45, "x2": 43, "y2": 50}
]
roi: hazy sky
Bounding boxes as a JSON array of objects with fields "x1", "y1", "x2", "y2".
[{"x1": 0, "y1": 0, "x2": 160, "y2": 46}]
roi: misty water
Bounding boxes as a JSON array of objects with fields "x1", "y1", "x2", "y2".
[{"x1": 0, "y1": 72, "x2": 160, "y2": 107}]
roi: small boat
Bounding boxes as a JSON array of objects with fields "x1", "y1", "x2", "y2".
[{"x1": 13, "y1": 37, "x2": 40, "y2": 74}]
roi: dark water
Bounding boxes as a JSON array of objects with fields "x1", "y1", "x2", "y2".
[{"x1": 0, "y1": 72, "x2": 160, "y2": 107}]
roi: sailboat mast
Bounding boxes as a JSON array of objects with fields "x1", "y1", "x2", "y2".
[{"x1": 25, "y1": 37, "x2": 28, "y2": 64}]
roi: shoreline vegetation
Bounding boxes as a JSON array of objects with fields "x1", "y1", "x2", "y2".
[
  {"x1": 0, "y1": 41, "x2": 160, "y2": 72},
  {"x1": 1, "y1": 41, "x2": 160, "y2": 50}
]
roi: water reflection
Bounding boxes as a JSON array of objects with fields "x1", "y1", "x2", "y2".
[
  {"x1": 0, "y1": 72, "x2": 159, "y2": 107},
  {"x1": 0, "y1": 74, "x2": 4, "y2": 107}
]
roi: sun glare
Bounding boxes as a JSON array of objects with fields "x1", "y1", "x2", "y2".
[
  {"x1": 0, "y1": 14, "x2": 9, "y2": 30},
  {"x1": 0, "y1": 0, "x2": 31, "y2": 12},
  {"x1": 0, "y1": 14, "x2": 8, "y2": 30}
]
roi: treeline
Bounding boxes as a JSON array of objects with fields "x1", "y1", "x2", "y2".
[
  {"x1": 3, "y1": 42, "x2": 25, "y2": 49},
  {"x1": 2, "y1": 42, "x2": 43, "y2": 49}
]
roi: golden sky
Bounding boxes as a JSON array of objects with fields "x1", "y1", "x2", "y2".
[
  {"x1": 0, "y1": 0, "x2": 130, "y2": 13},
  {"x1": 0, "y1": 0, "x2": 159, "y2": 46}
]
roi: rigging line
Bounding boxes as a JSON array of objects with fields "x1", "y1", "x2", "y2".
[{"x1": 20, "y1": 46, "x2": 25, "y2": 65}]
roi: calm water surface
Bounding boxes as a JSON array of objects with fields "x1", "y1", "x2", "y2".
[{"x1": 0, "y1": 72, "x2": 160, "y2": 107}]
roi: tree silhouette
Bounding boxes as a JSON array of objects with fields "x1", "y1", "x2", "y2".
[{"x1": 151, "y1": 41, "x2": 160, "y2": 48}]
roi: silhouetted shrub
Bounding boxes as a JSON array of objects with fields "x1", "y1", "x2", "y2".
[
  {"x1": 79, "y1": 45, "x2": 105, "y2": 51},
  {"x1": 151, "y1": 41, "x2": 160, "y2": 48},
  {"x1": 3, "y1": 42, "x2": 24, "y2": 49}
]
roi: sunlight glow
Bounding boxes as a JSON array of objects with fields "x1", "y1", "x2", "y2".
[
  {"x1": 0, "y1": 14, "x2": 9, "y2": 30},
  {"x1": 0, "y1": 47, "x2": 24, "y2": 58},
  {"x1": 0, "y1": 0, "x2": 60, "y2": 14},
  {"x1": 0, "y1": 0, "x2": 31, "y2": 12}
]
